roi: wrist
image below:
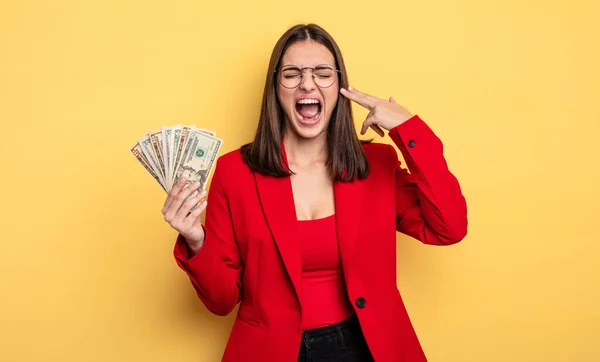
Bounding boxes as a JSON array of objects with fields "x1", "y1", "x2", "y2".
[
  {"x1": 188, "y1": 242, "x2": 203, "y2": 255},
  {"x1": 182, "y1": 230, "x2": 205, "y2": 256},
  {"x1": 185, "y1": 238, "x2": 204, "y2": 256}
]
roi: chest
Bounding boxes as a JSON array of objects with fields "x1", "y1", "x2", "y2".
[{"x1": 289, "y1": 165, "x2": 335, "y2": 221}]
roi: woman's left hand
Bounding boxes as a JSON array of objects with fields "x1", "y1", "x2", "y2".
[{"x1": 340, "y1": 86, "x2": 414, "y2": 136}]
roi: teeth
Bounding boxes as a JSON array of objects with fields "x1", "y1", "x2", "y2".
[{"x1": 297, "y1": 99, "x2": 320, "y2": 104}]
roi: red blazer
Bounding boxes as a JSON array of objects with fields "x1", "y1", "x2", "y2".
[{"x1": 173, "y1": 115, "x2": 468, "y2": 362}]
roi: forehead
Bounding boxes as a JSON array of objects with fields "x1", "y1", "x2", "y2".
[{"x1": 281, "y1": 40, "x2": 335, "y2": 67}]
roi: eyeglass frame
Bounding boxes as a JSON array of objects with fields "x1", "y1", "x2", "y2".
[{"x1": 274, "y1": 64, "x2": 341, "y2": 89}]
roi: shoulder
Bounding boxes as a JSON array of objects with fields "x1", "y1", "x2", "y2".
[
  {"x1": 216, "y1": 148, "x2": 244, "y2": 167},
  {"x1": 361, "y1": 141, "x2": 397, "y2": 168},
  {"x1": 208, "y1": 148, "x2": 252, "y2": 193},
  {"x1": 213, "y1": 147, "x2": 252, "y2": 178},
  {"x1": 362, "y1": 141, "x2": 392, "y2": 155}
]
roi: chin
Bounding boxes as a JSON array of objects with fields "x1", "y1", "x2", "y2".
[{"x1": 295, "y1": 127, "x2": 326, "y2": 140}]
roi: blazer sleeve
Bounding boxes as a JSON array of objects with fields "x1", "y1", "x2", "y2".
[
  {"x1": 387, "y1": 115, "x2": 468, "y2": 245},
  {"x1": 173, "y1": 158, "x2": 242, "y2": 316}
]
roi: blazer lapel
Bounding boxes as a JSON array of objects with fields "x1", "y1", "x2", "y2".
[
  {"x1": 334, "y1": 177, "x2": 365, "y2": 281},
  {"x1": 254, "y1": 171, "x2": 302, "y2": 307},
  {"x1": 252, "y1": 142, "x2": 366, "y2": 307}
]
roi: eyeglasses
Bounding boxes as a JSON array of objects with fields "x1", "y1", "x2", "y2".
[{"x1": 275, "y1": 65, "x2": 340, "y2": 89}]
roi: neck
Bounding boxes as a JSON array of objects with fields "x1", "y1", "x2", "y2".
[{"x1": 283, "y1": 129, "x2": 328, "y2": 167}]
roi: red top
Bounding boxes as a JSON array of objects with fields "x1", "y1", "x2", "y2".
[{"x1": 298, "y1": 214, "x2": 355, "y2": 330}]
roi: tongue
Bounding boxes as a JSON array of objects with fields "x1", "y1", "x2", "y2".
[{"x1": 298, "y1": 104, "x2": 319, "y2": 118}]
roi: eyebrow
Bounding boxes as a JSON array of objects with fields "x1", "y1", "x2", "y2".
[{"x1": 280, "y1": 64, "x2": 335, "y2": 68}]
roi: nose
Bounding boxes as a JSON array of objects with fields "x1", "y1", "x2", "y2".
[{"x1": 299, "y1": 70, "x2": 317, "y2": 91}]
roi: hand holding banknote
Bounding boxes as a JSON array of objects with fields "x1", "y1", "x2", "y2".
[
  {"x1": 131, "y1": 125, "x2": 222, "y2": 253},
  {"x1": 162, "y1": 177, "x2": 207, "y2": 252}
]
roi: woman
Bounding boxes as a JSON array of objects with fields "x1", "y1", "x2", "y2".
[{"x1": 162, "y1": 23, "x2": 467, "y2": 362}]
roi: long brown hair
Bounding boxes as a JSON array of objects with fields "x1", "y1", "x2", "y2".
[{"x1": 241, "y1": 24, "x2": 369, "y2": 182}]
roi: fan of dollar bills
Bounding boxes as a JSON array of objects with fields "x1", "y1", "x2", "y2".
[{"x1": 130, "y1": 126, "x2": 223, "y2": 193}]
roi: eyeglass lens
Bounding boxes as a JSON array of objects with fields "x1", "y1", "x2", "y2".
[{"x1": 278, "y1": 66, "x2": 337, "y2": 88}]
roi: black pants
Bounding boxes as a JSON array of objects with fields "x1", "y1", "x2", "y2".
[{"x1": 297, "y1": 315, "x2": 374, "y2": 362}]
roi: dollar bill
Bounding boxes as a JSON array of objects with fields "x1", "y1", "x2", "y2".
[
  {"x1": 198, "y1": 129, "x2": 216, "y2": 136},
  {"x1": 138, "y1": 135, "x2": 166, "y2": 189},
  {"x1": 149, "y1": 130, "x2": 167, "y2": 185},
  {"x1": 171, "y1": 125, "x2": 192, "y2": 189},
  {"x1": 173, "y1": 128, "x2": 222, "y2": 195},
  {"x1": 131, "y1": 143, "x2": 166, "y2": 192},
  {"x1": 161, "y1": 126, "x2": 172, "y2": 189},
  {"x1": 168, "y1": 125, "x2": 181, "y2": 191}
]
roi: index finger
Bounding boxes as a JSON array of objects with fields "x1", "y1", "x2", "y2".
[
  {"x1": 350, "y1": 87, "x2": 383, "y2": 103},
  {"x1": 340, "y1": 87, "x2": 377, "y2": 110},
  {"x1": 163, "y1": 177, "x2": 188, "y2": 212}
]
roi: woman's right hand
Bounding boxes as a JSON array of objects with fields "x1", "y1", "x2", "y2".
[{"x1": 162, "y1": 177, "x2": 208, "y2": 253}]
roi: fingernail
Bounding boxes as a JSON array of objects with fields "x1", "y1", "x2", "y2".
[{"x1": 348, "y1": 86, "x2": 354, "y2": 91}]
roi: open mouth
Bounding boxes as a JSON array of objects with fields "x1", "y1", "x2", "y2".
[{"x1": 295, "y1": 98, "x2": 322, "y2": 125}]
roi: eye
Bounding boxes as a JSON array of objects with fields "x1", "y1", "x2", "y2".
[
  {"x1": 281, "y1": 68, "x2": 302, "y2": 79},
  {"x1": 315, "y1": 67, "x2": 335, "y2": 79}
]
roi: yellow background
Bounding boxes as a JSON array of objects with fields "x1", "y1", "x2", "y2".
[{"x1": 1, "y1": 0, "x2": 599, "y2": 361}]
